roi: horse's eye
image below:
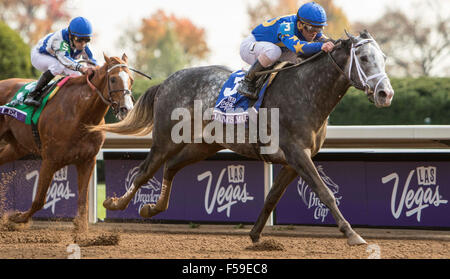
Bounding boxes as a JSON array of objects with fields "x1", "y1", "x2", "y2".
[
  {"x1": 360, "y1": 55, "x2": 368, "y2": 63},
  {"x1": 110, "y1": 77, "x2": 116, "y2": 83}
]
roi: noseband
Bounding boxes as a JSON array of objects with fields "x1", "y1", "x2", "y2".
[
  {"x1": 86, "y1": 63, "x2": 133, "y2": 113},
  {"x1": 328, "y1": 39, "x2": 388, "y2": 95}
]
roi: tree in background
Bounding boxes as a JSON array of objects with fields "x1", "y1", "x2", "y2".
[
  {"x1": 119, "y1": 9, "x2": 210, "y2": 80},
  {"x1": 352, "y1": 0, "x2": 449, "y2": 77},
  {"x1": 246, "y1": 0, "x2": 350, "y2": 39},
  {"x1": 0, "y1": 21, "x2": 36, "y2": 79},
  {"x1": 0, "y1": 0, "x2": 71, "y2": 45}
]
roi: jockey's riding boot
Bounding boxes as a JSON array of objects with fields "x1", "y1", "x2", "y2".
[
  {"x1": 237, "y1": 60, "x2": 266, "y2": 100},
  {"x1": 24, "y1": 70, "x2": 54, "y2": 107}
]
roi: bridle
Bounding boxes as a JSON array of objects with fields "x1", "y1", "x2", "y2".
[
  {"x1": 86, "y1": 63, "x2": 133, "y2": 114},
  {"x1": 328, "y1": 39, "x2": 388, "y2": 96}
]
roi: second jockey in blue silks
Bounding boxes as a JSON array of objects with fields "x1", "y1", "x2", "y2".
[
  {"x1": 238, "y1": 2, "x2": 335, "y2": 99},
  {"x1": 25, "y1": 17, "x2": 98, "y2": 107}
]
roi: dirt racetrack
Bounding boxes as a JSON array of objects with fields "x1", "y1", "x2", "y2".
[{"x1": 0, "y1": 220, "x2": 449, "y2": 259}]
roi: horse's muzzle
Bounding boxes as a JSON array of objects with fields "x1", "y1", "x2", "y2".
[
  {"x1": 375, "y1": 88, "x2": 394, "y2": 107},
  {"x1": 116, "y1": 107, "x2": 129, "y2": 121}
]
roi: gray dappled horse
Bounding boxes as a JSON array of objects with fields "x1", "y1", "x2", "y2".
[{"x1": 92, "y1": 31, "x2": 394, "y2": 245}]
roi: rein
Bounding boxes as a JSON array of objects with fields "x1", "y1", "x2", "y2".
[
  {"x1": 254, "y1": 39, "x2": 388, "y2": 95},
  {"x1": 86, "y1": 63, "x2": 133, "y2": 113},
  {"x1": 254, "y1": 49, "x2": 326, "y2": 76}
]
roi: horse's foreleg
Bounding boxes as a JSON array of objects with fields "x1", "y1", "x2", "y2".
[
  {"x1": 103, "y1": 146, "x2": 169, "y2": 211},
  {"x1": 8, "y1": 160, "x2": 57, "y2": 223},
  {"x1": 287, "y1": 148, "x2": 367, "y2": 246},
  {"x1": 74, "y1": 158, "x2": 96, "y2": 232},
  {"x1": 249, "y1": 165, "x2": 297, "y2": 243}
]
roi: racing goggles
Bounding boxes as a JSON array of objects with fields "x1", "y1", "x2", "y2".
[
  {"x1": 74, "y1": 36, "x2": 91, "y2": 43},
  {"x1": 302, "y1": 23, "x2": 324, "y2": 33}
]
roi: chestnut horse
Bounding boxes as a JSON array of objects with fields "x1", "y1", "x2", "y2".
[{"x1": 0, "y1": 53, "x2": 134, "y2": 231}]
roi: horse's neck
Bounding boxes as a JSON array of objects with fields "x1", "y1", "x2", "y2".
[
  {"x1": 292, "y1": 52, "x2": 350, "y2": 124},
  {"x1": 64, "y1": 70, "x2": 109, "y2": 125}
]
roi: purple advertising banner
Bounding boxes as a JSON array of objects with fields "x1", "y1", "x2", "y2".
[
  {"x1": 274, "y1": 162, "x2": 368, "y2": 226},
  {"x1": 275, "y1": 161, "x2": 450, "y2": 227},
  {"x1": 0, "y1": 160, "x2": 78, "y2": 218},
  {"x1": 104, "y1": 159, "x2": 265, "y2": 222},
  {"x1": 366, "y1": 162, "x2": 449, "y2": 227}
]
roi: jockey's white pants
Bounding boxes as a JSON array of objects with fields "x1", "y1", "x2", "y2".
[
  {"x1": 31, "y1": 47, "x2": 81, "y2": 76},
  {"x1": 240, "y1": 35, "x2": 298, "y2": 67}
]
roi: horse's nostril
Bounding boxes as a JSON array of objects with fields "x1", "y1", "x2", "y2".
[
  {"x1": 378, "y1": 90, "x2": 387, "y2": 99},
  {"x1": 120, "y1": 107, "x2": 128, "y2": 115}
]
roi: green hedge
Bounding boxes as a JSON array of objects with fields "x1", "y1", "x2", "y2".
[
  {"x1": 0, "y1": 21, "x2": 36, "y2": 79},
  {"x1": 104, "y1": 77, "x2": 164, "y2": 123},
  {"x1": 329, "y1": 77, "x2": 450, "y2": 125}
]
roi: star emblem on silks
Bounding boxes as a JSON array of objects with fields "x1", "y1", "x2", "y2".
[{"x1": 293, "y1": 41, "x2": 305, "y2": 53}]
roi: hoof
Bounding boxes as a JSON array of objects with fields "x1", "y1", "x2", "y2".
[
  {"x1": 139, "y1": 204, "x2": 162, "y2": 218},
  {"x1": 249, "y1": 232, "x2": 260, "y2": 243},
  {"x1": 347, "y1": 234, "x2": 367, "y2": 246},
  {"x1": 7, "y1": 211, "x2": 29, "y2": 224},
  {"x1": 103, "y1": 197, "x2": 127, "y2": 211}
]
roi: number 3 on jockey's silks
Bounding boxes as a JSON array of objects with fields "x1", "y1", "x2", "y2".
[{"x1": 224, "y1": 76, "x2": 245, "y2": 97}]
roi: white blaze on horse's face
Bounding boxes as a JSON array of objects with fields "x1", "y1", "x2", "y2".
[
  {"x1": 355, "y1": 37, "x2": 395, "y2": 107},
  {"x1": 119, "y1": 70, "x2": 134, "y2": 111}
]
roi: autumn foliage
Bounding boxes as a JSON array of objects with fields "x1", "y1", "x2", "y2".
[
  {"x1": 121, "y1": 9, "x2": 209, "y2": 79},
  {"x1": 0, "y1": 0, "x2": 71, "y2": 45},
  {"x1": 139, "y1": 10, "x2": 209, "y2": 62}
]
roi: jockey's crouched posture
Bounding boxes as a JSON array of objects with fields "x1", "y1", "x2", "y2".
[
  {"x1": 25, "y1": 17, "x2": 98, "y2": 107},
  {"x1": 238, "y1": 2, "x2": 335, "y2": 99}
]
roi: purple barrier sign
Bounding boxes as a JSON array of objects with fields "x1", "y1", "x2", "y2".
[
  {"x1": 105, "y1": 159, "x2": 265, "y2": 222},
  {"x1": 0, "y1": 160, "x2": 78, "y2": 218},
  {"x1": 274, "y1": 162, "x2": 368, "y2": 225},
  {"x1": 366, "y1": 162, "x2": 449, "y2": 227},
  {"x1": 275, "y1": 161, "x2": 450, "y2": 227}
]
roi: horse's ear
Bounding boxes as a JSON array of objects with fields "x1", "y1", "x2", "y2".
[
  {"x1": 345, "y1": 29, "x2": 357, "y2": 43},
  {"x1": 359, "y1": 29, "x2": 370, "y2": 39},
  {"x1": 103, "y1": 53, "x2": 111, "y2": 64},
  {"x1": 122, "y1": 53, "x2": 128, "y2": 63}
]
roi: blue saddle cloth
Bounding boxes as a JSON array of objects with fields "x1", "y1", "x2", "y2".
[{"x1": 213, "y1": 70, "x2": 269, "y2": 124}]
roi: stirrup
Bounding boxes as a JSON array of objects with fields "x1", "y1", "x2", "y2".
[
  {"x1": 237, "y1": 81, "x2": 258, "y2": 100},
  {"x1": 24, "y1": 93, "x2": 42, "y2": 107}
]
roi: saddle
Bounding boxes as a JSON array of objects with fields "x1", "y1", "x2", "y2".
[
  {"x1": 250, "y1": 61, "x2": 292, "y2": 106},
  {"x1": 258, "y1": 61, "x2": 291, "y2": 87}
]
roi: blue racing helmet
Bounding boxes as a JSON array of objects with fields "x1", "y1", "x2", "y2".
[
  {"x1": 297, "y1": 2, "x2": 327, "y2": 26},
  {"x1": 68, "y1": 17, "x2": 93, "y2": 37}
]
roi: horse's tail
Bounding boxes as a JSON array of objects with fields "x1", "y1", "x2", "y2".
[{"x1": 91, "y1": 84, "x2": 160, "y2": 135}]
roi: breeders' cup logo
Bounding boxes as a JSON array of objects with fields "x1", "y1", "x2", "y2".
[
  {"x1": 125, "y1": 166, "x2": 162, "y2": 213},
  {"x1": 382, "y1": 166, "x2": 448, "y2": 222},
  {"x1": 29, "y1": 166, "x2": 76, "y2": 214},
  {"x1": 297, "y1": 165, "x2": 342, "y2": 222},
  {"x1": 198, "y1": 164, "x2": 254, "y2": 218}
]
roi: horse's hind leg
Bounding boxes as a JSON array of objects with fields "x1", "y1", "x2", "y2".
[
  {"x1": 139, "y1": 144, "x2": 221, "y2": 218},
  {"x1": 103, "y1": 145, "x2": 182, "y2": 211},
  {"x1": 287, "y1": 148, "x2": 366, "y2": 246},
  {"x1": 249, "y1": 165, "x2": 297, "y2": 243},
  {"x1": 8, "y1": 160, "x2": 58, "y2": 223}
]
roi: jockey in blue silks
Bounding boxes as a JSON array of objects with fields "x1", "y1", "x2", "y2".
[
  {"x1": 238, "y1": 2, "x2": 335, "y2": 99},
  {"x1": 25, "y1": 17, "x2": 98, "y2": 107}
]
